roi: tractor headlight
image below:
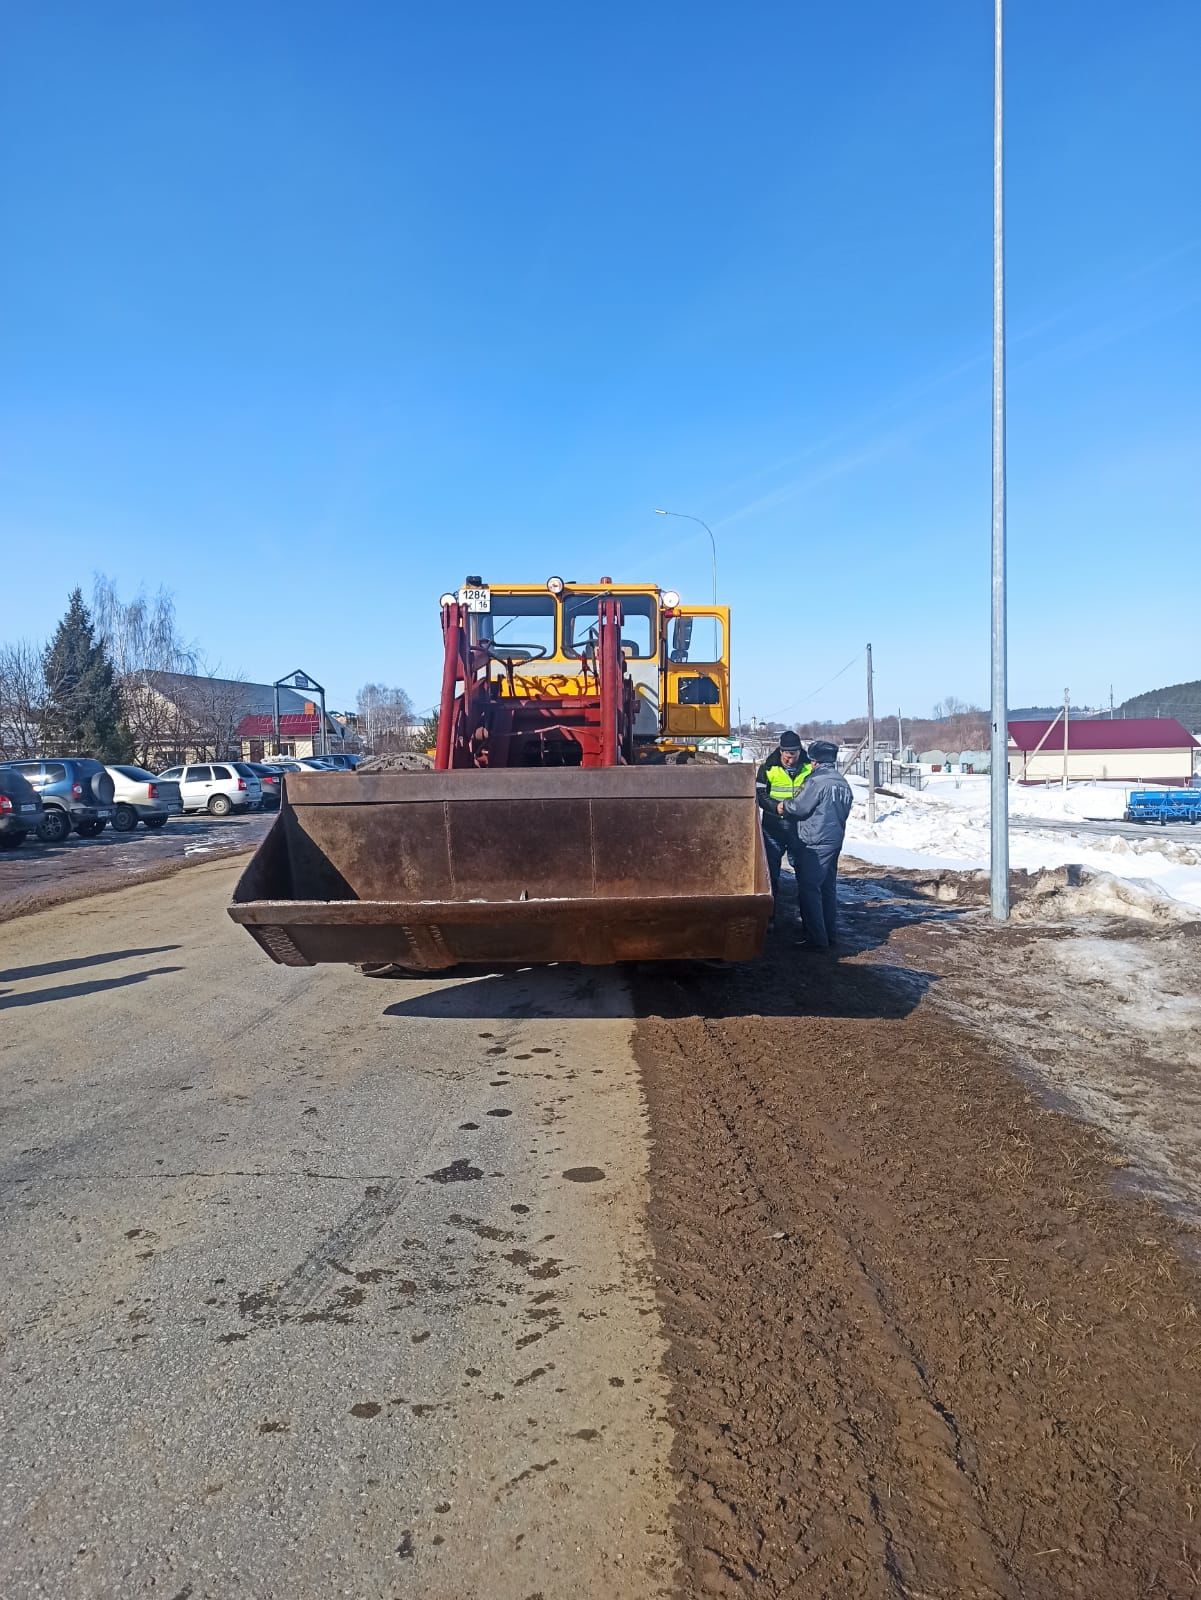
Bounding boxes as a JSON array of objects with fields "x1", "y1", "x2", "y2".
[
  {"x1": 662, "y1": 589, "x2": 681, "y2": 608},
  {"x1": 439, "y1": 592, "x2": 456, "y2": 608},
  {"x1": 546, "y1": 576, "x2": 565, "y2": 595}
]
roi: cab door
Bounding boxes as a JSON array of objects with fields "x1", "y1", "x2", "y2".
[{"x1": 662, "y1": 606, "x2": 730, "y2": 739}]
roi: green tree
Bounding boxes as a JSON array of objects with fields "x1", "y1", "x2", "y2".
[
  {"x1": 41, "y1": 589, "x2": 131, "y2": 759},
  {"x1": 410, "y1": 710, "x2": 439, "y2": 754}
]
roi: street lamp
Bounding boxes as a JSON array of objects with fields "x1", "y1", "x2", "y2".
[
  {"x1": 989, "y1": 0, "x2": 1010, "y2": 921},
  {"x1": 653, "y1": 509, "x2": 718, "y2": 609}
]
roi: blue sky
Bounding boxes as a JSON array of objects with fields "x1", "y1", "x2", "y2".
[{"x1": 2, "y1": 1, "x2": 1197, "y2": 722}]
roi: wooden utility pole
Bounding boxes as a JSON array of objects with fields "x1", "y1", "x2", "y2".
[
  {"x1": 1062, "y1": 686, "x2": 1070, "y2": 789},
  {"x1": 866, "y1": 644, "x2": 876, "y2": 825}
]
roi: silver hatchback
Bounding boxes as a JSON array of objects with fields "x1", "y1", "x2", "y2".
[{"x1": 157, "y1": 762, "x2": 262, "y2": 816}]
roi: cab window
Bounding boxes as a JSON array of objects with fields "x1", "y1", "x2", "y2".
[
  {"x1": 563, "y1": 593, "x2": 655, "y2": 659},
  {"x1": 474, "y1": 594, "x2": 556, "y2": 661},
  {"x1": 669, "y1": 614, "x2": 724, "y2": 663}
]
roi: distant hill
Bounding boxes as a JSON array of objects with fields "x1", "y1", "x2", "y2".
[
  {"x1": 1009, "y1": 705, "x2": 1097, "y2": 720},
  {"x1": 1118, "y1": 679, "x2": 1201, "y2": 728}
]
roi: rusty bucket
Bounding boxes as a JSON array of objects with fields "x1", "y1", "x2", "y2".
[{"x1": 228, "y1": 765, "x2": 771, "y2": 971}]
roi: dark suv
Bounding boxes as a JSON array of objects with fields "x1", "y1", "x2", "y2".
[
  {"x1": 0, "y1": 766, "x2": 44, "y2": 849},
  {"x1": 0, "y1": 759, "x2": 116, "y2": 843}
]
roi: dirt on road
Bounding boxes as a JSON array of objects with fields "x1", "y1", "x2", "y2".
[
  {"x1": 0, "y1": 811, "x2": 270, "y2": 924},
  {"x1": 635, "y1": 870, "x2": 1201, "y2": 1599},
  {"x1": 5, "y1": 847, "x2": 1201, "y2": 1598}
]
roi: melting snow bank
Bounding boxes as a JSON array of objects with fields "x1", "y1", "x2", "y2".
[
  {"x1": 844, "y1": 777, "x2": 1201, "y2": 911},
  {"x1": 1011, "y1": 864, "x2": 1201, "y2": 924}
]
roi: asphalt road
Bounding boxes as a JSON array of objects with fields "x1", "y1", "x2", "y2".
[
  {"x1": 1012, "y1": 813, "x2": 1201, "y2": 843},
  {"x1": 0, "y1": 859, "x2": 675, "y2": 1599}
]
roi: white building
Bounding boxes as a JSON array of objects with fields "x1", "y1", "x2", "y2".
[{"x1": 1007, "y1": 717, "x2": 1198, "y2": 785}]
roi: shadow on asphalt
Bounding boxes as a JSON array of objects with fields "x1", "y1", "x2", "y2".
[
  {"x1": 0, "y1": 945, "x2": 182, "y2": 984},
  {"x1": 0, "y1": 965, "x2": 185, "y2": 1010},
  {"x1": 380, "y1": 875, "x2": 956, "y2": 1024}
]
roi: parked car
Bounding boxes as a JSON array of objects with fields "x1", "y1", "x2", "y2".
[
  {"x1": 157, "y1": 762, "x2": 262, "y2": 816},
  {"x1": 0, "y1": 766, "x2": 44, "y2": 849},
  {"x1": 270, "y1": 758, "x2": 337, "y2": 775},
  {"x1": 106, "y1": 765, "x2": 183, "y2": 832},
  {"x1": 244, "y1": 763, "x2": 284, "y2": 809},
  {"x1": 0, "y1": 758, "x2": 115, "y2": 842},
  {"x1": 320, "y1": 753, "x2": 361, "y2": 770}
]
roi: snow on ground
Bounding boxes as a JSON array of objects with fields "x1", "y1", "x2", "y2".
[
  {"x1": 843, "y1": 775, "x2": 1201, "y2": 910},
  {"x1": 921, "y1": 772, "x2": 1131, "y2": 821}
]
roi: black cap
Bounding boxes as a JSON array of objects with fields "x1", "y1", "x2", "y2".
[
  {"x1": 809, "y1": 739, "x2": 838, "y2": 763},
  {"x1": 778, "y1": 731, "x2": 802, "y2": 751}
]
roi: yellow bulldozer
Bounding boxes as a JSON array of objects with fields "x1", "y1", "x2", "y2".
[{"x1": 228, "y1": 576, "x2": 771, "y2": 970}]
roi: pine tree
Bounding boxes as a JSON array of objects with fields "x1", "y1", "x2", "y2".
[{"x1": 41, "y1": 588, "x2": 131, "y2": 759}]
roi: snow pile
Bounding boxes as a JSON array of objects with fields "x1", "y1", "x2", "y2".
[
  {"x1": 1012, "y1": 865, "x2": 1201, "y2": 924},
  {"x1": 844, "y1": 777, "x2": 1201, "y2": 911},
  {"x1": 357, "y1": 752, "x2": 433, "y2": 773},
  {"x1": 888, "y1": 773, "x2": 1131, "y2": 821}
]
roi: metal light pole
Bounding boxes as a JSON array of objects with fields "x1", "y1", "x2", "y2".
[
  {"x1": 989, "y1": 0, "x2": 1010, "y2": 920},
  {"x1": 654, "y1": 509, "x2": 720, "y2": 661},
  {"x1": 653, "y1": 509, "x2": 718, "y2": 608},
  {"x1": 866, "y1": 643, "x2": 876, "y2": 827}
]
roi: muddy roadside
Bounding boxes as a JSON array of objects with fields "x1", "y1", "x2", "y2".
[
  {"x1": 634, "y1": 868, "x2": 1201, "y2": 1599},
  {"x1": 0, "y1": 812, "x2": 270, "y2": 926}
]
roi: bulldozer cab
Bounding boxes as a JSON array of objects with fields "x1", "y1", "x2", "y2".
[
  {"x1": 662, "y1": 605, "x2": 730, "y2": 739},
  {"x1": 444, "y1": 582, "x2": 731, "y2": 747}
]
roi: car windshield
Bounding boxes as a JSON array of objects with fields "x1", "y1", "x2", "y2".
[
  {"x1": 563, "y1": 592, "x2": 656, "y2": 658},
  {"x1": 114, "y1": 766, "x2": 156, "y2": 781},
  {"x1": 232, "y1": 764, "x2": 259, "y2": 778}
]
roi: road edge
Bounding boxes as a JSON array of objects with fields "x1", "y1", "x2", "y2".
[{"x1": 0, "y1": 841, "x2": 257, "y2": 928}]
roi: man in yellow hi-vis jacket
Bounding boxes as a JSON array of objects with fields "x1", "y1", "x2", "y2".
[{"x1": 754, "y1": 731, "x2": 813, "y2": 917}]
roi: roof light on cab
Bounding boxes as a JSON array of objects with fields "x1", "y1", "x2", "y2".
[
  {"x1": 546, "y1": 576, "x2": 565, "y2": 595},
  {"x1": 439, "y1": 592, "x2": 456, "y2": 608},
  {"x1": 662, "y1": 589, "x2": 681, "y2": 609}
]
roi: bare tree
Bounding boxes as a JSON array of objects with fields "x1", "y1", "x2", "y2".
[
  {"x1": 92, "y1": 577, "x2": 203, "y2": 765},
  {"x1": 92, "y1": 576, "x2": 199, "y2": 678},
  {"x1": 356, "y1": 682, "x2": 416, "y2": 752},
  {"x1": 0, "y1": 639, "x2": 46, "y2": 758},
  {"x1": 176, "y1": 672, "x2": 251, "y2": 761}
]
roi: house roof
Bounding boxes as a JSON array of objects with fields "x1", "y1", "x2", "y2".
[
  {"x1": 1007, "y1": 716, "x2": 1198, "y2": 752},
  {"x1": 142, "y1": 671, "x2": 341, "y2": 736},
  {"x1": 237, "y1": 713, "x2": 324, "y2": 737}
]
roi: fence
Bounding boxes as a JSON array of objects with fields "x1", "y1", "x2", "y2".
[{"x1": 846, "y1": 756, "x2": 926, "y2": 791}]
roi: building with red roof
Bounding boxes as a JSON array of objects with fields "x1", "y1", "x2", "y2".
[{"x1": 1007, "y1": 717, "x2": 1198, "y2": 785}]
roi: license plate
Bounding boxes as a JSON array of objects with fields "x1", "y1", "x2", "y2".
[
  {"x1": 97, "y1": 810, "x2": 112, "y2": 818},
  {"x1": 458, "y1": 584, "x2": 491, "y2": 613},
  {"x1": 20, "y1": 804, "x2": 36, "y2": 813}
]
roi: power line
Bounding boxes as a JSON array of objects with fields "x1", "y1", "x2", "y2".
[{"x1": 759, "y1": 648, "x2": 865, "y2": 723}]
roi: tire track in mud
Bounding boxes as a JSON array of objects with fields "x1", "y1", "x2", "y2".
[{"x1": 633, "y1": 915, "x2": 1201, "y2": 1600}]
